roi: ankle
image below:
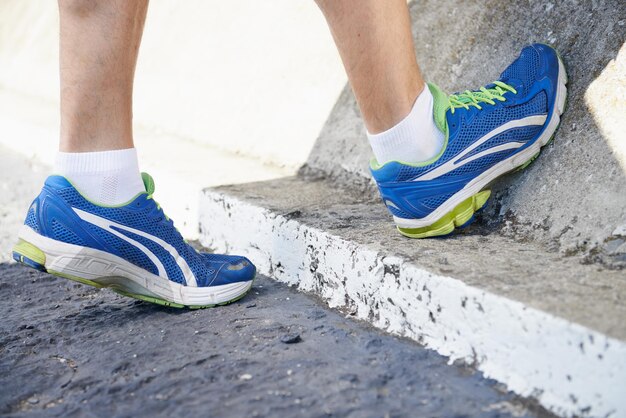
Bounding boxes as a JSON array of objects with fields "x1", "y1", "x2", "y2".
[{"x1": 367, "y1": 84, "x2": 445, "y2": 165}]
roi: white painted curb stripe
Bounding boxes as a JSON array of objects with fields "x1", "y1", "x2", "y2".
[{"x1": 199, "y1": 190, "x2": 626, "y2": 418}]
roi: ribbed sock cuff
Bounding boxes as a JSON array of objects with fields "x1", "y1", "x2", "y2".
[
  {"x1": 54, "y1": 148, "x2": 145, "y2": 205},
  {"x1": 55, "y1": 148, "x2": 140, "y2": 174},
  {"x1": 367, "y1": 85, "x2": 444, "y2": 165}
]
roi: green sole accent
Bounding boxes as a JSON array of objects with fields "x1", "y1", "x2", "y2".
[
  {"x1": 111, "y1": 288, "x2": 185, "y2": 308},
  {"x1": 111, "y1": 281, "x2": 253, "y2": 309},
  {"x1": 398, "y1": 190, "x2": 491, "y2": 239},
  {"x1": 188, "y1": 287, "x2": 253, "y2": 309},
  {"x1": 516, "y1": 150, "x2": 541, "y2": 172},
  {"x1": 47, "y1": 269, "x2": 105, "y2": 289},
  {"x1": 13, "y1": 239, "x2": 46, "y2": 266},
  {"x1": 13, "y1": 240, "x2": 253, "y2": 309}
]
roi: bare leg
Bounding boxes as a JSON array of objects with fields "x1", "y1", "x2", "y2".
[
  {"x1": 315, "y1": 0, "x2": 424, "y2": 134},
  {"x1": 58, "y1": 0, "x2": 148, "y2": 152}
]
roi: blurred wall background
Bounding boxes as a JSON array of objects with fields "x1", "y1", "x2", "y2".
[
  {"x1": 0, "y1": 0, "x2": 348, "y2": 238},
  {"x1": 0, "y1": 0, "x2": 347, "y2": 170}
]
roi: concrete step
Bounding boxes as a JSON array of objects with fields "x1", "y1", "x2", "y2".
[
  {"x1": 196, "y1": 6, "x2": 626, "y2": 414},
  {"x1": 198, "y1": 177, "x2": 626, "y2": 418},
  {"x1": 197, "y1": 2, "x2": 626, "y2": 416},
  {"x1": 303, "y1": 1, "x2": 626, "y2": 259}
]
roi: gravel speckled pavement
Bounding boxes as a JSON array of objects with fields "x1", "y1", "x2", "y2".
[{"x1": 0, "y1": 264, "x2": 555, "y2": 418}]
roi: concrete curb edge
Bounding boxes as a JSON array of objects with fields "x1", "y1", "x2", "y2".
[{"x1": 199, "y1": 189, "x2": 626, "y2": 418}]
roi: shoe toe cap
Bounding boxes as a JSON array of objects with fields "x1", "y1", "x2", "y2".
[
  {"x1": 501, "y1": 43, "x2": 559, "y2": 91},
  {"x1": 208, "y1": 256, "x2": 256, "y2": 286}
]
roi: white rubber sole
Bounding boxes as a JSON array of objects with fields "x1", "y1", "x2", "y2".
[
  {"x1": 393, "y1": 57, "x2": 568, "y2": 229},
  {"x1": 16, "y1": 225, "x2": 253, "y2": 307}
]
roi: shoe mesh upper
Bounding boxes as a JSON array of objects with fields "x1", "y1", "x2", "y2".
[
  {"x1": 459, "y1": 125, "x2": 542, "y2": 162},
  {"x1": 51, "y1": 219, "x2": 84, "y2": 246},
  {"x1": 422, "y1": 193, "x2": 455, "y2": 210},
  {"x1": 386, "y1": 204, "x2": 413, "y2": 219},
  {"x1": 372, "y1": 44, "x2": 560, "y2": 221},
  {"x1": 395, "y1": 91, "x2": 547, "y2": 182},
  {"x1": 111, "y1": 227, "x2": 186, "y2": 284},
  {"x1": 201, "y1": 253, "x2": 244, "y2": 263},
  {"x1": 85, "y1": 223, "x2": 159, "y2": 276},
  {"x1": 25, "y1": 207, "x2": 39, "y2": 233},
  {"x1": 51, "y1": 186, "x2": 246, "y2": 286},
  {"x1": 500, "y1": 46, "x2": 540, "y2": 96}
]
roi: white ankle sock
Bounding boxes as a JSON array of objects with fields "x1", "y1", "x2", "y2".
[
  {"x1": 367, "y1": 84, "x2": 445, "y2": 165},
  {"x1": 54, "y1": 148, "x2": 145, "y2": 205}
]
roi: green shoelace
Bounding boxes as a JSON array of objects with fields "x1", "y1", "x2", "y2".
[{"x1": 449, "y1": 81, "x2": 517, "y2": 114}]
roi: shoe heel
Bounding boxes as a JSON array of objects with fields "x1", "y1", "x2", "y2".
[
  {"x1": 12, "y1": 237, "x2": 104, "y2": 289},
  {"x1": 397, "y1": 190, "x2": 491, "y2": 239},
  {"x1": 12, "y1": 239, "x2": 47, "y2": 272}
]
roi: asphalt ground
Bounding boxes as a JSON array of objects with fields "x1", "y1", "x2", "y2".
[{"x1": 0, "y1": 263, "x2": 555, "y2": 418}]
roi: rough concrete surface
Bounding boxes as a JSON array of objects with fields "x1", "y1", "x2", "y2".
[
  {"x1": 199, "y1": 178, "x2": 626, "y2": 418},
  {"x1": 0, "y1": 264, "x2": 555, "y2": 418},
  {"x1": 202, "y1": 177, "x2": 626, "y2": 341},
  {"x1": 303, "y1": 0, "x2": 626, "y2": 257}
]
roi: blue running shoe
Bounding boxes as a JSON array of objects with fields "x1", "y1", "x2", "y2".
[
  {"x1": 12, "y1": 173, "x2": 256, "y2": 308},
  {"x1": 371, "y1": 44, "x2": 567, "y2": 238}
]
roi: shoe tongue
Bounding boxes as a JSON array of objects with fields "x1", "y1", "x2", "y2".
[
  {"x1": 427, "y1": 83, "x2": 450, "y2": 137},
  {"x1": 455, "y1": 82, "x2": 511, "y2": 105},
  {"x1": 141, "y1": 172, "x2": 155, "y2": 195},
  {"x1": 498, "y1": 76, "x2": 523, "y2": 93}
]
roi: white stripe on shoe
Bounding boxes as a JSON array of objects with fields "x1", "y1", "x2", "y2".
[
  {"x1": 414, "y1": 114, "x2": 547, "y2": 181},
  {"x1": 73, "y1": 208, "x2": 198, "y2": 287}
]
